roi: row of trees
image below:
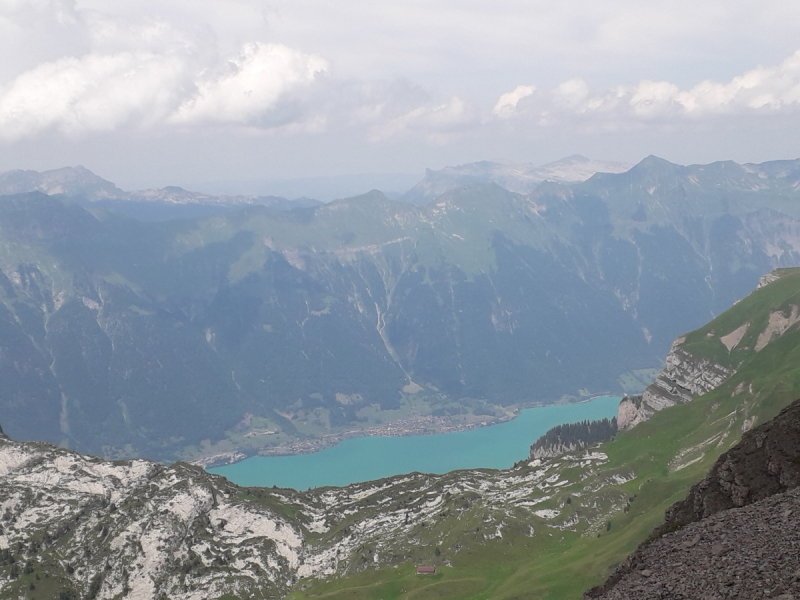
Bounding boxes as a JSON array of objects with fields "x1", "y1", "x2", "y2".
[{"x1": 530, "y1": 417, "x2": 618, "y2": 457}]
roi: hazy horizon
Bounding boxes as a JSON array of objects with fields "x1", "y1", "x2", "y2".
[{"x1": 1, "y1": 1, "x2": 799, "y2": 190}]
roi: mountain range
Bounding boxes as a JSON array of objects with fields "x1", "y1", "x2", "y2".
[
  {"x1": 0, "y1": 166, "x2": 322, "y2": 222},
  {"x1": 400, "y1": 155, "x2": 631, "y2": 204},
  {"x1": 2, "y1": 266, "x2": 800, "y2": 598},
  {"x1": 2, "y1": 156, "x2": 800, "y2": 461}
]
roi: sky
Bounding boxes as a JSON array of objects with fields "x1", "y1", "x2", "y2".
[{"x1": 1, "y1": 0, "x2": 800, "y2": 193}]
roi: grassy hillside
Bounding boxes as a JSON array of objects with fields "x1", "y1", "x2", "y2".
[{"x1": 286, "y1": 268, "x2": 800, "y2": 599}]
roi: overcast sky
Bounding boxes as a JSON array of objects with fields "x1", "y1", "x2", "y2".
[{"x1": 0, "y1": 0, "x2": 799, "y2": 192}]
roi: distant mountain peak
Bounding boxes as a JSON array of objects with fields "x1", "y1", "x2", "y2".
[
  {"x1": 544, "y1": 154, "x2": 591, "y2": 165},
  {"x1": 634, "y1": 155, "x2": 679, "y2": 170},
  {"x1": 0, "y1": 165, "x2": 124, "y2": 200},
  {"x1": 0, "y1": 168, "x2": 323, "y2": 214},
  {"x1": 402, "y1": 156, "x2": 632, "y2": 204},
  {"x1": 326, "y1": 188, "x2": 390, "y2": 208}
]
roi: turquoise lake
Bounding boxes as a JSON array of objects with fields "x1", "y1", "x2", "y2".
[{"x1": 210, "y1": 395, "x2": 621, "y2": 490}]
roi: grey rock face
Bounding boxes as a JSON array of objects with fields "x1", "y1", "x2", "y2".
[
  {"x1": 585, "y1": 487, "x2": 800, "y2": 600},
  {"x1": 0, "y1": 427, "x2": 638, "y2": 599},
  {"x1": 758, "y1": 269, "x2": 782, "y2": 289},
  {"x1": 617, "y1": 338, "x2": 734, "y2": 430},
  {"x1": 662, "y1": 398, "x2": 800, "y2": 526},
  {"x1": 587, "y1": 398, "x2": 800, "y2": 600}
]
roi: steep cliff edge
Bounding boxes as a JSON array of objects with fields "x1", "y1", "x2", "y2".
[
  {"x1": 659, "y1": 397, "x2": 800, "y2": 528},
  {"x1": 586, "y1": 398, "x2": 800, "y2": 600},
  {"x1": 617, "y1": 269, "x2": 799, "y2": 430},
  {"x1": 617, "y1": 339, "x2": 734, "y2": 430}
]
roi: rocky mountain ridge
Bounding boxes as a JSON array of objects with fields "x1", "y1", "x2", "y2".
[
  {"x1": 586, "y1": 397, "x2": 800, "y2": 599},
  {"x1": 401, "y1": 155, "x2": 631, "y2": 204},
  {"x1": 0, "y1": 166, "x2": 321, "y2": 221},
  {"x1": 616, "y1": 269, "x2": 797, "y2": 430},
  {"x1": 4, "y1": 156, "x2": 800, "y2": 462},
  {"x1": 661, "y1": 395, "x2": 800, "y2": 528},
  {"x1": 617, "y1": 340, "x2": 734, "y2": 430},
  {"x1": 0, "y1": 425, "x2": 640, "y2": 599},
  {"x1": 4, "y1": 269, "x2": 800, "y2": 598},
  {"x1": 586, "y1": 486, "x2": 800, "y2": 599},
  {"x1": 0, "y1": 157, "x2": 632, "y2": 209},
  {"x1": 0, "y1": 167, "x2": 124, "y2": 200}
]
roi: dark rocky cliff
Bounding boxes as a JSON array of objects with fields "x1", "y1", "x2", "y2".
[
  {"x1": 660, "y1": 397, "x2": 800, "y2": 528},
  {"x1": 586, "y1": 398, "x2": 800, "y2": 599}
]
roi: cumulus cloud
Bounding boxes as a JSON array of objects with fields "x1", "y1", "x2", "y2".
[
  {"x1": 0, "y1": 1, "x2": 476, "y2": 144},
  {"x1": 0, "y1": 52, "x2": 191, "y2": 139},
  {"x1": 3, "y1": 0, "x2": 800, "y2": 149},
  {"x1": 170, "y1": 42, "x2": 327, "y2": 128},
  {"x1": 494, "y1": 49, "x2": 800, "y2": 130},
  {"x1": 0, "y1": 43, "x2": 327, "y2": 139},
  {"x1": 676, "y1": 50, "x2": 800, "y2": 114},
  {"x1": 0, "y1": 2, "x2": 329, "y2": 140},
  {"x1": 493, "y1": 85, "x2": 535, "y2": 118},
  {"x1": 624, "y1": 51, "x2": 800, "y2": 119}
]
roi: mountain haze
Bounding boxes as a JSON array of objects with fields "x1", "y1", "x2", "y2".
[
  {"x1": 401, "y1": 155, "x2": 631, "y2": 204},
  {"x1": 1, "y1": 156, "x2": 800, "y2": 460},
  {"x1": 0, "y1": 166, "x2": 322, "y2": 222}
]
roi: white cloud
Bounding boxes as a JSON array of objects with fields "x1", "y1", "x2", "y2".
[
  {"x1": 4, "y1": 0, "x2": 800, "y2": 178},
  {"x1": 675, "y1": 50, "x2": 800, "y2": 115},
  {"x1": 170, "y1": 42, "x2": 327, "y2": 128},
  {"x1": 0, "y1": 51, "x2": 191, "y2": 139},
  {"x1": 0, "y1": 34, "x2": 328, "y2": 139},
  {"x1": 494, "y1": 49, "x2": 800, "y2": 132},
  {"x1": 0, "y1": 1, "x2": 329, "y2": 139},
  {"x1": 628, "y1": 80, "x2": 682, "y2": 117},
  {"x1": 553, "y1": 79, "x2": 590, "y2": 110},
  {"x1": 493, "y1": 85, "x2": 534, "y2": 118}
]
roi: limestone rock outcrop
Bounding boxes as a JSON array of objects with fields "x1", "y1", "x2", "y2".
[
  {"x1": 617, "y1": 338, "x2": 733, "y2": 430},
  {"x1": 757, "y1": 269, "x2": 782, "y2": 289}
]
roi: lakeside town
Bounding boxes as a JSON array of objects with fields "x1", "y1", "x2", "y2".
[{"x1": 192, "y1": 408, "x2": 522, "y2": 468}]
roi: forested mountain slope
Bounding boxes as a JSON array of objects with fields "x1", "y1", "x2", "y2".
[
  {"x1": 1, "y1": 157, "x2": 800, "y2": 459},
  {"x1": 3, "y1": 268, "x2": 800, "y2": 598}
]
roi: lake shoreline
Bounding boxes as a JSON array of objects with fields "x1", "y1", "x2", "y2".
[
  {"x1": 195, "y1": 394, "x2": 618, "y2": 468},
  {"x1": 193, "y1": 410, "x2": 518, "y2": 468},
  {"x1": 207, "y1": 396, "x2": 622, "y2": 487}
]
